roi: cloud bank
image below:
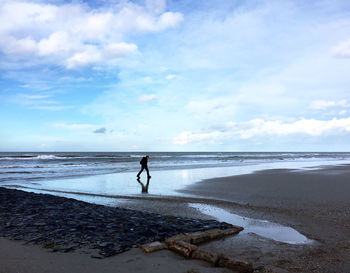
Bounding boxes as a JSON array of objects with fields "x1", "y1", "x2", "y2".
[
  {"x1": 0, "y1": 0, "x2": 183, "y2": 68},
  {"x1": 174, "y1": 117, "x2": 350, "y2": 145}
]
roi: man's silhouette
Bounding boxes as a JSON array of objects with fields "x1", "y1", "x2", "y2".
[{"x1": 137, "y1": 155, "x2": 151, "y2": 178}]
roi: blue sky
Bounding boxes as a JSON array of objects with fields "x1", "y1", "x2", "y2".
[{"x1": 1, "y1": 0, "x2": 350, "y2": 151}]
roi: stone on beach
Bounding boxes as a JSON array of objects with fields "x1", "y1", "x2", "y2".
[
  {"x1": 188, "y1": 227, "x2": 243, "y2": 244},
  {"x1": 165, "y1": 233, "x2": 192, "y2": 244},
  {"x1": 192, "y1": 249, "x2": 220, "y2": 265},
  {"x1": 217, "y1": 255, "x2": 254, "y2": 273},
  {"x1": 167, "y1": 240, "x2": 198, "y2": 258},
  {"x1": 140, "y1": 241, "x2": 168, "y2": 253}
]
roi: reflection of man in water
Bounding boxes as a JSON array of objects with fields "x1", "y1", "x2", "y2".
[
  {"x1": 137, "y1": 176, "x2": 150, "y2": 193},
  {"x1": 137, "y1": 155, "x2": 151, "y2": 178}
]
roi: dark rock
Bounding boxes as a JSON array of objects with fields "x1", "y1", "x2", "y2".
[{"x1": 0, "y1": 187, "x2": 232, "y2": 258}]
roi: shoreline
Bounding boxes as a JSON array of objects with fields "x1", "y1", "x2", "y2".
[
  {"x1": 3, "y1": 159, "x2": 350, "y2": 205},
  {"x1": 1, "y1": 164, "x2": 350, "y2": 272}
]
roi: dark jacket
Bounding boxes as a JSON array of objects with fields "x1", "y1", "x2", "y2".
[{"x1": 140, "y1": 156, "x2": 148, "y2": 166}]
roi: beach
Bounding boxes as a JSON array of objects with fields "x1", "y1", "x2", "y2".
[
  {"x1": 1, "y1": 161, "x2": 350, "y2": 272},
  {"x1": 180, "y1": 165, "x2": 350, "y2": 272},
  {"x1": 120, "y1": 164, "x2": 350, "y2": 272}
]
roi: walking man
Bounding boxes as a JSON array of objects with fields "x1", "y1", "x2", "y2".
[{"x1": 137, "y1": 155, "x2": 151, "y2": 178}]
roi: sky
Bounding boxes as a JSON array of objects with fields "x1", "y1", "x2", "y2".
[{"x1": 1, "y1": 0, "x2": 350, "y2": 152}]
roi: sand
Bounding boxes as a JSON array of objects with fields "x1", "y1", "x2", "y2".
[
  {"x1": 180, "y1": 165, "x2": 350, "y2": 243},
  {"x1": 0, "y1": 237, "x2": 236, "y2": 273},
  {"x1": 178, "y1": 164, "x2": 350, "y2": 272},
  {"x1": 1, "y1": 164, "x2": 350, "y2": 272}
]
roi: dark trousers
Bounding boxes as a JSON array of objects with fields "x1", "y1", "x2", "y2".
[{"x1": 137, "y1": 165, "x2": 150, "y2": 177}]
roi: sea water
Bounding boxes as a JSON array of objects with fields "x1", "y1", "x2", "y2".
[
  {"x1": 1, "y1": 152, "x2": 350, "y2": 201},
  {"x1": 1, "y1": 151, "x2": 350, "y2": 184}
]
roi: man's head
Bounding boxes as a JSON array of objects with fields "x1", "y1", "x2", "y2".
[{"x1": 146, "y1": 155, "x2": 149, "y2": 158}]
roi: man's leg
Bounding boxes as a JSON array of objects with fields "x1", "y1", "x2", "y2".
[
  {"x1": 137, "y1": 166, "x2": 144, "y2": 177},
  {"x1": 145, "y1": 166, "x2": 151, "y2": 178}
]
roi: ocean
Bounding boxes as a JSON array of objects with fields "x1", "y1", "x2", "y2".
[{"x1": 1, "y1": 151, "x2": 350, "y2": 185}]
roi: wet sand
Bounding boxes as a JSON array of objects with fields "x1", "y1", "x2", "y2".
[
  {"x1": 0, "y1": 237, "x2": 234, "y2": 273},
  {"x1": 177, "y1": 164, "x2": 350, "y2": 272},
  {"x1": 1, "y1": 164, "x2": 350, "y2": 272},
  {"x1": 180, "y1": 165, "x2": 350, "y2": 243}
]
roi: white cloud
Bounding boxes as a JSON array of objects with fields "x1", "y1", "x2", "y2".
[
  {"x1": 0, "y1": 0, "x2": 183, "y2": 68},
  {"x1": 64, "y1": 42, "x2": 139, "y2": 68},
  {"x1": 37, "y1": 31, "x2": 73, "y2": 56},
  {"x1": 129, "y1": 145, "x2": 139, "y2": 149},
  {"x1": 13, "y1": 93, "x2": 71, "y2": 110},
  {"x1": 30, "y1": 105, "x2": 72, "y2": 111},
  {"x1": 235, "y1": 118, "x2": 350, "y2": 139},
  {"x1": 173, "y1": 130, "x2": 222, "y2": 145},
  {"x1": 3, "y1": 36, "x2": 37, "y2": 56},
  {"x1": 185, "y1": 97, "x2": 237, "y2": 122},
  {"x1": 166, "y1": 74, "x2": 176, "y2": 80},
  {"x1": 17, "y1": 93, "x2": 56, "y2": 105},
  {"x1": 309, "y1": 100, "x2": 348, "y2": 110},
  {"x1": 173, "y1": 117, "x2": 350, "y2": 144},
  {"x1": 104, "y1": 43, "x2": 138, "y2": 58},
  {"x1": 83, "y1": 12, "x2": 114, "y2": 41},
  {"x1": 332, "y1": 38, "x2": 350, "y2": 58},
  {"x1": 65, "y1": 46, "x2": 101, "y2": 69},
  {"x1": 157, "y1": 12, "x2": 183, "y2": 30},
  {"x1": 114, "y1": 4, "x2": 183, "y2": 33},
  {"x1": 138, "y1": 94, "x2": 158, "y2": 103},
  {"x1": 20, "y1": 94, "x2": 51, "y2": 100},
  {"x1": 52, "y1": 123, "x2": 97, "y2": 130},
  {"x1": 146, "y1": 0, "x2": 166, "y2": 14}
]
